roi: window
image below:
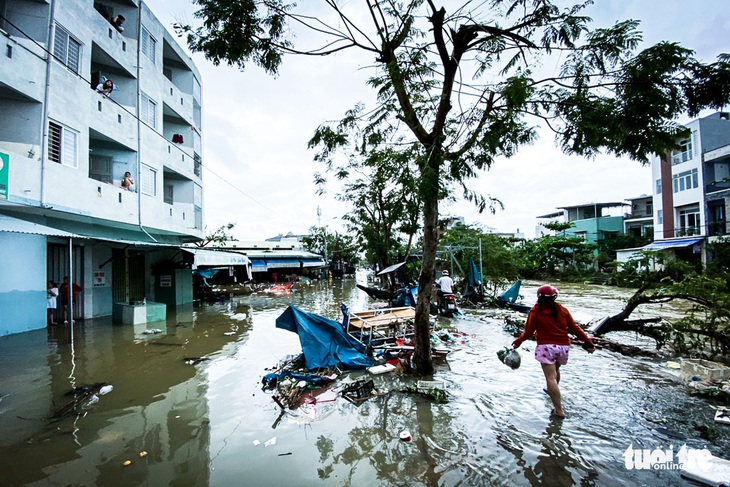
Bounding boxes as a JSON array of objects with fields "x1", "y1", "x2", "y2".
[
  {"x1": 656, "y1": 179, "x2": 662, "y2": 194},
  {"x1": 194, "y1": 153, "x2": 202, "y2": 178},
  {"x1": 141, "y1": 93, "x2": 157, "y2": 128},
  {"x1": 657, "y1": 209, "x2": 663, "y2": 225},
  {"x1": 677, "y1": 206, "x2": 700, "y2": 236},
  {"x1": 48, "y1": 121, "x2": 78, "y2": 167},
  {"x1": 672, "y1": 168, "x2": 698, "y2": 193},
  {"x1": 194, "y1": 184, "x2": 202, "y2": 208},
  {"x1": 141, "y1": 27, "x2": 156, "y2": 64},
  {"x1": 53, "y1": 24, "x2": 82, "y2": 73},
  {"x1": 164, "y1": 184, "x2": 174, "y2": 204},
  {"x1": 89, "y1": 156, "x2": 112, "y2": 183},
  {"x1": 671, "y1": 138, "x2": 693, "y2": 165},
  {"x1": 140, "y1": 164, "x2": 157, "y2": 196},
  {"x1": 708, "y1": 202, "x2": 726, "y2": 236}
]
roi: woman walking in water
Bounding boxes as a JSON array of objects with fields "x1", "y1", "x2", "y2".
[{"x1": 512, "y1": 285, "x2": 595, "y2": 418}]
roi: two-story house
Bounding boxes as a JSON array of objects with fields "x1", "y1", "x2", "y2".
[
  {"x1": 0, "y1": 1, "x2": 204, "y2": 335},
  {"x1": 536, "y1": 202, "x2": 628, "y2": 243}
]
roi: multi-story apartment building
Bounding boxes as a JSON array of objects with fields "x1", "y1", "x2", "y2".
[
  {"x1": 0, "y1": 1, "x2": 204, "y2": 335},
  {"x1": 652, "y1": 112, "x2": 730, "y2": 239}
]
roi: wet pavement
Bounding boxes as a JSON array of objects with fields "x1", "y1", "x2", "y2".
[{"x1": 0, "y1": 276, "x2": 727, "y2": 486}]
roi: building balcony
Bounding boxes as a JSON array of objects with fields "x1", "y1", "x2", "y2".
[
  {"x1": 0, "y1": 36, "x2": 47, "y2": 102},
  {"x1": 706, "y1": 180, "x2": 730, "y2": 194},
  {"x1": 89, "y1": 7, "x2": 137, "y2": 73},
  {"x1": 163, "y1": 78, "x2": 194, "y2": 126},
  {"x1": 88, "y1": 95, "x2": 137, "y2": 149}
]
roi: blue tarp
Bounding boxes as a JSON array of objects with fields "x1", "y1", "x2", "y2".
[
  {"x1": 467, "y1": 258, "x2": 481, "y2": 288},
  {"x1": 275, "y1": 305, "x2": 372, "y2": 370},
  {"x1": 498, "y1": 279, "x2": 522, "y2": 304}
]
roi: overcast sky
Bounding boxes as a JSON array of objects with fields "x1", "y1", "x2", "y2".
[{"x1": 145, "y1": 0, "x2": 730, "y2": 241}]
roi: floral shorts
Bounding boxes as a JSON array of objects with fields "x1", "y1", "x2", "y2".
[{"x1": 534, "y1": 344, "x2": 570, "y2": 365}]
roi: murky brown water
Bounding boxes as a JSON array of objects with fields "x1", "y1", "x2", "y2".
[{"x1": 0, "y1": 275, "x2": 726, "y2": 486}]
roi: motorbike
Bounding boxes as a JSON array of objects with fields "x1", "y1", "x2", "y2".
[{"x1": 437, "y1": 293, "x2": 458, "y2": 317}]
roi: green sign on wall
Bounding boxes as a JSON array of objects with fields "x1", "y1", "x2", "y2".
[{"x1": 0, "y1": 151, "x2": 8, "y2": 200}]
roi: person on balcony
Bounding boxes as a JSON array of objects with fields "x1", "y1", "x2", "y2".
[
  {"x1": 111, "y1": 15, "x2": 125, "y2": 33},
  {"x1": 95, "y1": 79, "x2": 114, "y2": 97},
  {"x1": 122, "y1": 171, "x2": 135, "y2": 190}
]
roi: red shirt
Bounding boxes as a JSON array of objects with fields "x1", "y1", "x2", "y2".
[{"x1": 513, "y1": 302, "x2": 593, "y2": 347}]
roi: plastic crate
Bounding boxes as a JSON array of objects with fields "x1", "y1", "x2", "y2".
[
  {"x1": 416, "y1": 380, "x2": 445, "y2": 391},
  {"x1": 680, "y1": 359, "x2": 730, "y2": 382}
]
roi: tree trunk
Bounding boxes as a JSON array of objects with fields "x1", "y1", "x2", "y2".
[{"x1": 413, "y1": 154, "x2": 440, "y2": 375}]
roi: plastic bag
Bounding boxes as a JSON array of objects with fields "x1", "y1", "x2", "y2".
[{"x1": 497, "y1": 346, "x2": 521, "y2": 369}]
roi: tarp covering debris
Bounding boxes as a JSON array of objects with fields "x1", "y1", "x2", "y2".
[{"x1": 275, "y1": 305, "x2": 372, "y2": 370}]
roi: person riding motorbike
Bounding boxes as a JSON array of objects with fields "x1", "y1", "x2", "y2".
[{"x1": 435, "y1": 269, "x2": 454, "y2": 307}]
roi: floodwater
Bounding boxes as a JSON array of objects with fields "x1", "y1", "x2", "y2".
[{"x1": 0, "y1": 275, "x2": 727, "y2": 486}]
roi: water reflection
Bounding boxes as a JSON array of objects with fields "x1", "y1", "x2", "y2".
[{"x1": 0, "y1": 278, "x2": 727, "y2": 486}]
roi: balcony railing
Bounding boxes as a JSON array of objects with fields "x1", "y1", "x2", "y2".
[{"x1": 706, "y1": 180, "x2": 730, "y2": 193}]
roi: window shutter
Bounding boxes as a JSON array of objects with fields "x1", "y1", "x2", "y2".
[
  {"x1": 62, "y1": 129, "x2": 77, "y2": 167},
  {"x1": 53, "y1": 25, "x2": 68, "y2": 63},
  {"x1": 48, "y1": 122, "x2": 62, "y2": 163},
  {"x1": 67, "y1": 37, "x2": 81, "y2": 72}
]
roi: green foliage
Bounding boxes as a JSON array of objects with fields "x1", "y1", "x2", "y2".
[
  {"x1": 541, "y1": 220, "x2": 575, "y2": 233},
  {"x1": 439, "y1": 223, "x2": 521, "y2": 296},
  {"x1": 311, "y1": 140, "x2": 422, "y2": 272},
  {"x1": 611, "y1": 250, "x2": 700, "y2": 287},
  {"x1": 659, "y1": 275, "x2": 730, "y2": 359},
  {"x1": 301, "y1": 226, "x2": 360, "y2": 266},
  {"x1": 707, "y1": 237, "x2": 730, "y2": 279},
  {"x1": 515, "y1": 234, "x2": 596, "y2": 279},
  {"x1": 595, "y1": 233, "x2": 652, "y2": 270},
  {"x1": 195, "y1": 222, "x2": 236, "y2": 247},
  {"x1": 174, "y1": 0, "x2": 292, "y2": 74}
]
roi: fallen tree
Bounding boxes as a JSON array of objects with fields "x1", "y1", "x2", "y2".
[{"x1": 593, "y1": 277, "x2": 730, "y2": 361}]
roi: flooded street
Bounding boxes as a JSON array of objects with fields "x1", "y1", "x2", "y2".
[{"x1": 0, "y1": 276, "x2": 727, "y2": 486}]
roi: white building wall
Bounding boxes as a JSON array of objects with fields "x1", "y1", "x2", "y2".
[
  {"x1": 0, "y1": 233, "x2": 47, "y2": 335},
  {"x1": 0, "y1": 1, "x2": 205, "y2": 334}
]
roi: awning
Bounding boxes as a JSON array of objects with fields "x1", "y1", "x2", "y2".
[
  {"x1": 182, "y1": 248, "x2": 250, "y2": 268},
  {"x1": 0, "y1": 213, "x2": 82, "y2": 238},
  {"x1": 300, "y1": 258, "x2": 326, "y2": 268},
  {"x1": 250, "y1": 259, "x2": 267, "y2": 272},
  {"x1": 266, "y1": 259, "x2": 302, "y2": 269},
  {"x1": 642, "y1": 237, "x2": 704, "y2": 250},
  {"x1": 377, "y1": 261, "x2": 407, "y2": 276}
]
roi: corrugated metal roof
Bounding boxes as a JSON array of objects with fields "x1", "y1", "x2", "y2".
[
  {"x1": 642, "y1": 237, "x2": 704, "y2": 250},
  {"x1": 0, "y1": 214, "x2": 81, "y2": 238}
]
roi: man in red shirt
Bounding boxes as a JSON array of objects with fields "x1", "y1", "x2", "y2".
[
  {"x1": 59, "y1": 276, "x2": 83, "y2": 324},
  {"x1": 512, "y1": 285, "x2": 594, "y2": 418}
]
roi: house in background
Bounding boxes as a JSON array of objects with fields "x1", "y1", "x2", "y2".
[
  {"x1": 0, "y1": 1, "x2": 204, "y2": 334},
  {"x1": 623, "y1": 195, "x2": 654, "y2": 239},
  {"x1": 536, "y1": 202, "x2": 628, "y2": 244},
  {"x1": 647, "y1": 111, "x2": 730, "y2": 266}
]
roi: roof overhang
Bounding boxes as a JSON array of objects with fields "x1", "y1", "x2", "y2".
[
  {"x1": 182, "y1": 248, "x2": 251, "y2": 268},
  {"x1": 0, "y1": 213, "x2": 82, "y2": 238},
  {"x1": 642, "y1": 237, "x2": 704, "y2": 250}
]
